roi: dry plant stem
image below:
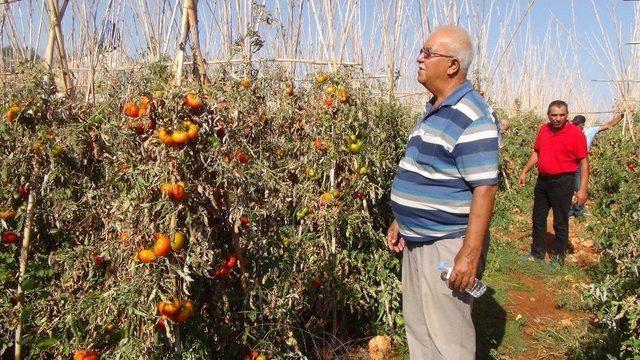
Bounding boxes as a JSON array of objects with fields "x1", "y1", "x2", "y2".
[
  {"x1": 222, "y1": 193, "x2": 248, "y2": 295},
  {"x1": 169, "y1": 212, "x2": 182, "y2": 352},
  {"x1": 14, "y1": 190, "x2": 37, "y2": 360},
  {"x1": 232, "y1": 219, "x2": 249, "y2": 295},
  {"x1": 329, "y1": 165, "x2": 337, "y2": 336}
]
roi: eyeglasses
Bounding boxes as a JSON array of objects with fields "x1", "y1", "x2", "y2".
[{"x1": 419, "y1": 48, "x2": 455, "y2": 60}]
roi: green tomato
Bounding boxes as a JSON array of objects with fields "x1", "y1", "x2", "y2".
[
  {"x1": 295, "y1": 208, "x2": 308, "y2": 220},
  {"x1": 51, "y1": 145, "x2": 64, "y2": 157},
  {"x1": 348, "y1": 141, "x2": 363, "y2": 154},
  {"x1": 207, "y1": 136, "x2": 221, "y2": 148}
]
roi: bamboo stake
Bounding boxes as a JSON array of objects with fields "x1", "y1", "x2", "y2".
[
  {"x1": 174, "y1": 0, "x2": 190, "y2": 86},
  {"x1": 14, "y1": 189, "x2": 37, "y2": 360},
  {"x1": 186, "y1": 0, "x2": 208, "y2": 84},
  {"x1": 45, "y1": 0, "x2": 73, "y2": 94},
  {"x1": 242, "y1": 0, "x2": 253, "y2": 77}
]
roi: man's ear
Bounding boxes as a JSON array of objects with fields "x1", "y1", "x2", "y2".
[{"x1": 446, "y1": 58, "x2": 460, "y2": 76}]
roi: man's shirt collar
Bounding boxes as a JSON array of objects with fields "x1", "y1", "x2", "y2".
[{"x1": 424, "y1": 80, "x2": 474, "y2": 113}]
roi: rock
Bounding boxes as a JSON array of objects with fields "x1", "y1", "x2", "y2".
[{"x1": 368, "y1": 335, "x2": 392, "y2": 360}]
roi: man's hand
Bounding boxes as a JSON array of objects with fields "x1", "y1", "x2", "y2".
[
  {"x1": 518, "y1": 172, "x2": 527, "y2": 187},
  {"x1": 575, "y1": 189, "x2": 588, "y2": 205},
  {"x1": 386, "y1": 219, "x2": 405, "y2": 253},
  {"x1": 448, "y1": 245, "x2": 481, "y2": 292}
]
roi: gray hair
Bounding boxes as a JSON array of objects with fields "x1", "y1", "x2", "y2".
[{"x1": 432, "y1": 25, "x2": 474, "y2": 71}]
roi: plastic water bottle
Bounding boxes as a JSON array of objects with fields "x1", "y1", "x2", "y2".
[{"x1": 437, "y1": 260, "x2": 487, "y2": 298}]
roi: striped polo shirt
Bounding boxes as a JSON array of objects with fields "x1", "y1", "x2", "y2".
[{"x1": 390, "y1": 81, "x2": 499, "y2": 242}]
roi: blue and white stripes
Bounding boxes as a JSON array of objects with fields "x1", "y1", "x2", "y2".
[{"x1": 391, "y1": 81, "x2": 499, "y2": 242}]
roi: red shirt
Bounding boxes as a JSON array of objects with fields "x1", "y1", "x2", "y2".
[{"x1": 534, "y1": 122, "x2": 587, "y2": 175}]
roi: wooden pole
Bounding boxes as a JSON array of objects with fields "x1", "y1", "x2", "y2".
[
  {"x1": 174, "y1": 0, "x2": 190, "y2": 86},
  {"x1": 45, "y1": 0, "x2": 73, "y2": 94},
  {"x1": 186, "y1": 0, "x2": 208, "y2": 84},
  {"x1": 14, "y1": 190, "x2": 37, "y2": 360}
]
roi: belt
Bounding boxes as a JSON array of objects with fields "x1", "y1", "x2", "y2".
[{"x1": 538, "y1": 172, "x2": 574, "y2": 180}]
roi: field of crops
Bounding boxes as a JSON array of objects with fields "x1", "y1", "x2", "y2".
[{"x1": 1, "y1": 50, "x2": 639, "y2": 360}]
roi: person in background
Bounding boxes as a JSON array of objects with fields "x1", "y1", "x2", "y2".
[
  {"x1": 569, "y1": 113, "x2": 624, "y2": 217},
  {"x1": 387, "y1": 25, "x2": 499, "y2": 359},
  {"x1": 518, "y1": 101, "x2": 588, "y2": 266}
]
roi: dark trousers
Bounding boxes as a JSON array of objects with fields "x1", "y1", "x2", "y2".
[{"x1": 531, "y1": 173, "x2": 574, "y2": 260}]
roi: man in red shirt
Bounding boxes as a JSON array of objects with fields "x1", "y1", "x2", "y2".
[{"x1": 518, "y1": 100, "x2": 588, "y2": 265}]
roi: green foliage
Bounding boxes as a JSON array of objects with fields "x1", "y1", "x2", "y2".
[
  {"x1": 577, "y1": 119, "x2": 640, "y2": 359},
  {"x1": 0, "y1": 64, "x2": 410, "y2": 358}
]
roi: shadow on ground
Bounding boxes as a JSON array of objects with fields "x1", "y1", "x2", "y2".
[{"x1": 473, "y1": 287, "x2": 507, "y2": 359}]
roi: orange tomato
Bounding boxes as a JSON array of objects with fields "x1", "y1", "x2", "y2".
[
  {"x1": 240, "y1": 78, "x2": 251, "y2": 89},
  {"x1": 324, "y1": 98, "x2": 333, "y2": 106},
  {"x1": 313, "y1": 138, "x2": 327, "y2": 152},
  {"x1": 170, "y1": 183, "x2": 186, "y2": 202},
  {"x1": 182, "y1": 121, "x2": 199, "y2": 142},
  {"x1": 74, "y1": 350, "x2": 100, "y2": 360},
  {"x1": 337, "y1": 86, "x2": 348, "y2": 102},
  {"x1": 234, "y1": 150, "x2": 250, "y2": 164},
  {"x1": 320, "y1": 192, "x2": 333, "y2": 205},
  {"x1": 184, "y1": 93, "x2": 203, "y2": 111},
  {"x1": 74, "y1": 350, "x2": 87, "y2": 360},
  {"x1": 6, "y1": 104, "x2": 19, "y2": 121},
  {"x1": 153, "y1": 233, "x2": 171, "y2": 256},
  {"x1": 284, "y1": 84, "x2": 294, "y2": 96},
  {"x1": 158, "y1": 299, "x2": 180, "y2": 317},
  {"x1": 174, "y1": 300, "x2": 194, "y2": 323},
  {"x1": 124, "y1": 101, "x2": 140, "y2": 118},
  {"x1": 157, "y1": 128, "x2": 174, "y2": 146},
  {"x1": 160, "y1": 183, "x2": 173, "y2": 197},
  {"x1": 83, "y1": 351, "x2": 100, "y2": 360},
  {"x1": 171, "y1": 130, "x2": 189, "y2": 145},
  {"x1": 137, "y1": 249, "x2": 157, "y2": 263},
  {"x1": 91, "y1": 253, "x2": 106, "y2": 266},
  {"x1": 0, "y1": 209, "x2": 16, "y2": 220},
  {"x1": 225, "y1": 253, "x2": 238, "y2": 269}
]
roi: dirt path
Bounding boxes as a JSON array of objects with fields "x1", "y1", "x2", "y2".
[{"x1": 495, "y1": 214, "x2": 597, "y2": 359}]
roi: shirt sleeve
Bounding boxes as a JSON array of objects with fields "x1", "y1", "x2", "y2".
[
  {"x1": 452, "y1": 116, "x2": 499, "y2": 187},
  {"x1": 534, "y1": 127, "x2": 543, "y2": 152},
  {"x1": 584, "y1": 127, "x2": 600, "y2": 147},
  {"x1": 573, "y1": 130, "x2": 588, "y2": 160}
]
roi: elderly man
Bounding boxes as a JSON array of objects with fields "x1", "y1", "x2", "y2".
[
  {"x1": 518, "y1": 101, "x2": 588, "y2": 265},
  {"x1": 386, "y1": 25, "x2": 499, "y2": 359}
]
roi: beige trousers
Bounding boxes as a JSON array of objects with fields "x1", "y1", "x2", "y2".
[{"x1": 402, "y1": 237, "x2": 488, "y2": 360}]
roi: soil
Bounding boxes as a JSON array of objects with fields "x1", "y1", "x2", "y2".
[
  {"x1": 501, "y1": 211, "x2": 596, "y2": 359},
  {"x1": 505, "y1": 275, "x2": 581, "y2": 360}
]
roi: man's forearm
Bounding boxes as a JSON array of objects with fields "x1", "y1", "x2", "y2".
[
  {"x1": 463, "y1": 185, "x2": 498, "y2": 254},
  {"x1": 521, "y1": 152, "x2": 538, "y2": 175},
  {"x1": 578, "y1": 157, "x2": 589, "y2": 193}
]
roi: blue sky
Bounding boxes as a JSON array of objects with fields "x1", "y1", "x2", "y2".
[{"x1": 2, "y1": 0, "x2": 637, "y2": 116}]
